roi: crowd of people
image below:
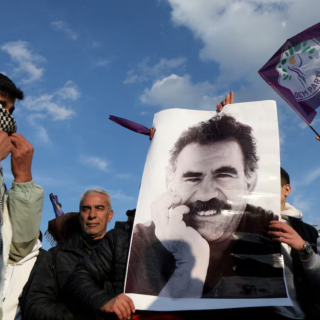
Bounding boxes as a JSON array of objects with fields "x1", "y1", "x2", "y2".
[{"x1": 0, "y1": 74, "x2": 319, "y2": 320}]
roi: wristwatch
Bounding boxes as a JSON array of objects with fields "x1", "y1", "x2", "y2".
[{"x1": 299, "y1": 242, "x2": 313, "y2": 256}]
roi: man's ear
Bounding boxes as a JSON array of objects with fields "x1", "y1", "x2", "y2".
[
  {"x1": 108, "y1": 210, "x2": 114, "y2": 222},
  {"x1": 284, "y1": 184, "x2": 291, "y2": 197},
  {"x1": 246, "y1": 172, "x2": 258, "y2": 193}
]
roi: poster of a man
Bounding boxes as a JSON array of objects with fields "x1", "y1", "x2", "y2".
[{"x1": 125, "y1": 102, "x2": 292, "y2": 311}]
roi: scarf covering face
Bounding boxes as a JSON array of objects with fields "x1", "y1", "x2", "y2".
[
  {"x1": 0, "y1": 104, "x2": 16, "y2": 229},
  {"x1": 0, "y1": 104, "x2": 17, "y2": 135},
  {"x1": 0, "y1": 105, "x2": 16, "y2": 263},
  {"x1": 0, "y1": 183, "x2": 6, "y2": 256}
]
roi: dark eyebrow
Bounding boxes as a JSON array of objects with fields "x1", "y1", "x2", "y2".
[
  {"x1": 213, "y1": 166, "x2": 238, "y2": 175},
  {"x1": 95, "y1": 204, "x2": 105, "y2": 208},
  {"x1": 182, "y1": 171, "x2": 203, "y2": 178},
  {"x1": 82, "y1": 204, "x2": 105, "y2": 210}
]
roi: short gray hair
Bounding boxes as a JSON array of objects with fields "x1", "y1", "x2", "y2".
[{"x1": 79, "y1": 189, "x2": 112, "y2": 212}]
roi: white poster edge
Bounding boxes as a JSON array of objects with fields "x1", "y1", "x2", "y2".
[{"x1": 125, "y1": 294, "x2": 294, "y2": 311}]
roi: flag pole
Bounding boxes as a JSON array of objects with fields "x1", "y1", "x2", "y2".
[{"x1": 309, "y1": 125, "x2": 320, "y2": 138}]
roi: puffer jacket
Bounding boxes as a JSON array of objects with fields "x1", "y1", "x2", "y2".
[
  {"x1": 24, "y1": 233, "x2": 92, "y2": 320},
  {"x1": 64, "y1": 221, "x2": 132, "y2": 320}
]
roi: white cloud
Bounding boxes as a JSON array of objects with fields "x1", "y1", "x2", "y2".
[
  {"x1": 302, "y1": 167, "x2": 320, "y2": 185},
  {"x1": 299, "y1": 118, "x2": 320, "y2": 130},
  {"x1": 292, "y1": 194, "x2": 313, "y2": 213},
  {"x1": 125, "y1": 70, "x2": 148, "y2": 84},
  {"x1": 57, "y1": 80, "x2": 81, "y2": 100},
  {"x1": 79, "y1": 155, "x2": 110, "y2": 172},
  {"x1": 28, "y1": 113, "x2": 47, "y2": 123},
  {"x1": 1, "y1": 41, "x2": 45, "y2": 83},
  {"x1": 51, "y1": 21, "x2": 78, "y2": 40},
  {"x1": 117, "y1": 173, "x2": 132, "y2": 179},
  {"x1": 31, "y1": 174, "x2": 62, "y2": 186},
  {"x1": 22, "y1": 80, "x2": 80, "y2": 122},
  {"x1": 36, "y1": 126, "x2": 50, "y2": 144},
  {"x1": 92, "y1": 41, "x2": 101, "y2": 48},
  {"x1": 165, "y1": 0, "x2": 320, "y2": 83},
  {"x1": 140, "y1": 74, "x2": 222, "y2": 109},
  {"x1": 298, "y1": 122, "x2": 308, "y2": 129},
  {"x1": 279, "y1": 129, "x2": 286, "y2": 146},
  {"x1": 134, "y1": 0, "x2": 320, "y2": 125},
  {"x1": 23, "y1": 93, "x2": 75, "y2": 121},
  {"x1": 124, "y1": 57, "x2": 186, "y2": 84},
  {"x1": 109, "y1": 190, "x2": 134, "y2": 201},
  {"x1": 94, "y1": 60, "x2": 110, "y2": 68}
]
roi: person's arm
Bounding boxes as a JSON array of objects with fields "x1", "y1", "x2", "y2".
[
  {"x1": 151, "y1": 192, "x2": 210, "y2": 298},
  {"x1": 269, "y1": 221, "x2": 313, "y2": 259},
  {"x1": 64, "y1": 234, "x2": 135, "y2": 320},
  {"x1": 24, "y1": 250, "x2": 73, "y2": 320},
  {"x1": 300, "y1": 250, "x2": 320, "y2": 290},
  {"x1": 159, "y1": 253, "x2": 209, "y2": 298},
  {"x1": 8, "y1": 180, "x2": 44, "y2": 263},
  {"x1": 216, "y1": 91, "x2": 234, "y2": 112},
  {"x1": 8, "y1": 134, "x2": 44, "y2": 263},
  {"x1": 269, "y1": 221, "x2": 320, "y2": 290}
]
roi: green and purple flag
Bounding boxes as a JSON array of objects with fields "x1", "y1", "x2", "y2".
[{"x1": 259, "y1": 22, "x2": 320, "y2": 125}]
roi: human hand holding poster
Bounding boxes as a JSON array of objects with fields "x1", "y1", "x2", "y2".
[{"x1": 125, "y1": 101, "x2": 292, "y2": 311}]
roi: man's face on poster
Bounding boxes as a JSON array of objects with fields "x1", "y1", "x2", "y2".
[{"x1": 168, "y1": 139, "x2": 256, "y2": 243}]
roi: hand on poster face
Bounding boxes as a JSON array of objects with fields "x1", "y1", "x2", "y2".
[
  {"x1": 151, "y1": 192, "x2": 210, "y2": 298},
  {"x1": 151, "y1": 192, "x2": 210, "y2": 264},
  {"x1": 0, "y1": 131, "x2": 13, "y2": 161},
  {"x1": 268, "y1": 221, "x2": 307, "y2": 252},
  {"x1": 100, "y1": 294, "x2": 135, "y2": 320},
  {"x1": 9, "y1": 133, "x2": 34, "y2": 183},
  {"x1": 316, "y1": 136, "x2": 320, "y2": 141}
]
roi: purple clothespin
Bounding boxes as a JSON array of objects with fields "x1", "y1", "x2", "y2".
[{"x1": 109, "y1": 115, "x2": 151, "y2": 136}]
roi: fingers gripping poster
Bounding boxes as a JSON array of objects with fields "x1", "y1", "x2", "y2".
[{"x1": 125, "y1": 101, "x2": 292, "y2": 311}]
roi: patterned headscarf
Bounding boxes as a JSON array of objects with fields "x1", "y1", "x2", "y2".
[
  {"x1": 0, "y1": 104, "x2": 16, "y2": 253},
  {"x1": 0, "y1": 104, "x2": 17, "y2": 135},
  {"x1": 0, "y1": 104, "x2": 16, "y2": 178}
]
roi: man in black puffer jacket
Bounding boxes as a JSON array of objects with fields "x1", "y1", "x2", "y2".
[
  {"x1": 63, "y1": 210, "x2": 135, "y2": 320},
  {"x1": 24, "y1": 189, "x2": 115, "y2": 320}
]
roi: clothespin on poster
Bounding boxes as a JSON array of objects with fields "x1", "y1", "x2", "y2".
[{"x1": 109, "y1": 115, "x2": 156, "y2": 140}]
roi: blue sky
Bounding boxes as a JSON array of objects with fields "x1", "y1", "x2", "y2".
[{"x1": 1, "y1": 0, "x2": 320, "y2": 249}]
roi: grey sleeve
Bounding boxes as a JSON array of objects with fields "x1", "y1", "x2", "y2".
[
  {"x1": 301, "y1": 249, "x2": 320, "y2": 292},
  {"x1": 8, "y1": 180, "x2": 44, "y2": 263}
]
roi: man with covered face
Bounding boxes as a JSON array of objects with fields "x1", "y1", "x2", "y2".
[
  {"x1": 0, "y1": 73, "x2": 44, "y2": 319},
  {"x1": 126, "y1": 113, "x2": 284, "y2": 299}
]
